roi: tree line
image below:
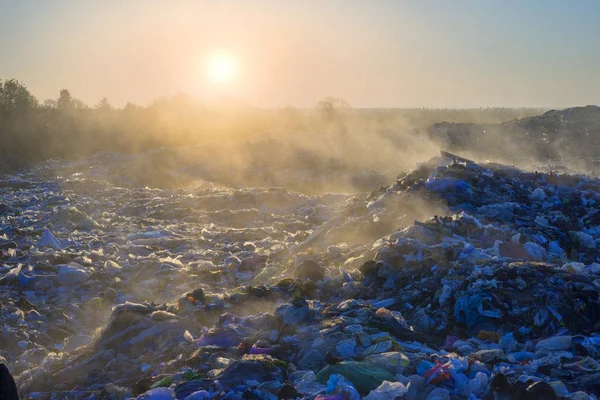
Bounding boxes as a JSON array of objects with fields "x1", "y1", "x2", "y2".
[{"x1": 0, "y1": 79, "x2": 546, "y2": 171}]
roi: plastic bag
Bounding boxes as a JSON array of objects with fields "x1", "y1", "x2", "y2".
[
  {"x1": 364, "y1": 380, "x2": 408, "y2": 400},
  {"x1": 136, "y1": 387, "x2": 176, "y2": 400},
  {"x1": 183, "y1": 391, "x2": 212, "y2": 400},
  {"x1": 364, "y1": 351, "x2": 410, "y2": 374},
  {"x1": 323, "y1": 374, "x2": 360, "y2": 400},
  {"x1": 466, "y1": 372, "x2": 488, "y2": 397},
  {"x1": 454, "y1": 295, "x2": 502, "y2": 328},
  {"x1": 417, "y1": 361, "x2": 451, "y2": 385},
  {"x1": 316, "y1": 361, "x2": 398, "y2": 393}
]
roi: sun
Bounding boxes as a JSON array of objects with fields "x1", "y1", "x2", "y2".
[{"x1": 206, "y1": 54, "x2": 236, "y2": 83}]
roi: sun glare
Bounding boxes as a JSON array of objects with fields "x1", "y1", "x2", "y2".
[{"x1": 206, "y1": 54, "x2": 236, "y2": 83}]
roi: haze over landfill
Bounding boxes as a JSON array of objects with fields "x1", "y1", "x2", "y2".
[{"x1": 1, "y1": 1, "x2": 600, "y2": 399}]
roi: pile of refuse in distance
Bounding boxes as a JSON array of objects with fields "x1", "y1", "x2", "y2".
[{"x1": 9, "y1": 151, "x2": 600, "y2": 399}]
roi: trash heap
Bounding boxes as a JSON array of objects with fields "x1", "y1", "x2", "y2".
[
  {"x1": 427, "y1": 105, "x2": 600, "y2": 161},
  {"x1": 4, "y1": 152, "x2": 600, "y2": 399}
]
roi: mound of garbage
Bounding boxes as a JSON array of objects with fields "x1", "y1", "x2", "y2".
[
  {"x1": 428, "y1": 105, "x2": 600, "y2": 162},
  {"x1": 3, "y1": 151, "x2": 600, "y2": 399}
]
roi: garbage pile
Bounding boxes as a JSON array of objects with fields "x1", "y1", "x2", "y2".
[
  {"x1": 3, "y1": 151, "x2": 600, "y2": 399},
  {"x1": 428, "y1": 105, "x2": 600, "y2": 163}
]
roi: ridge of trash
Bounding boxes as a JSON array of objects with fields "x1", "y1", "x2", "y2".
[
  {"x1": 1, "y1": 151, "x2": 600, "y2": 399},
  {"x1": 428, "y1": 105, "x2": 600, "y2": 164}
]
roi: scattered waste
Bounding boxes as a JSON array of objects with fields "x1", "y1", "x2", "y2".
[{"x1": 2, "y1": 150, "x2": 600, "y2": 399}]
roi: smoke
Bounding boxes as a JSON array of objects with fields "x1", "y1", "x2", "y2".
[
  {"x1": 46, "y1": 102, "x2": 547, "y2": 195},
  {"x1": 0, "y1": 80, "x2": 551, "y2": 193},
  {"x1": 425, "y1": 106, "x2": 600, "y2": 177}
]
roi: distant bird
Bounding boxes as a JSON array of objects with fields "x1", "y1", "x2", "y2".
[
  {"x1": 325, "y1": 351, "x2": 343, "y2": 365},
  {"x1": 277, "y1": 382, "x2": 301, "y2": 400}
]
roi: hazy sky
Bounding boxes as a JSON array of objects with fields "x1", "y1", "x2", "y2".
[{"x1": 1, "y1": 0, "x2": 599, "y2": 108}]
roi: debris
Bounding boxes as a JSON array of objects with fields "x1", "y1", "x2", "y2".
[{"x1": 3, "y1": 149, "x2": 600, "y2": 400}]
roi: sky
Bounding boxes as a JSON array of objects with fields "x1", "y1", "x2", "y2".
[{"x1": 0, "y1": 0, "x2": 599, "y2": 108}]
